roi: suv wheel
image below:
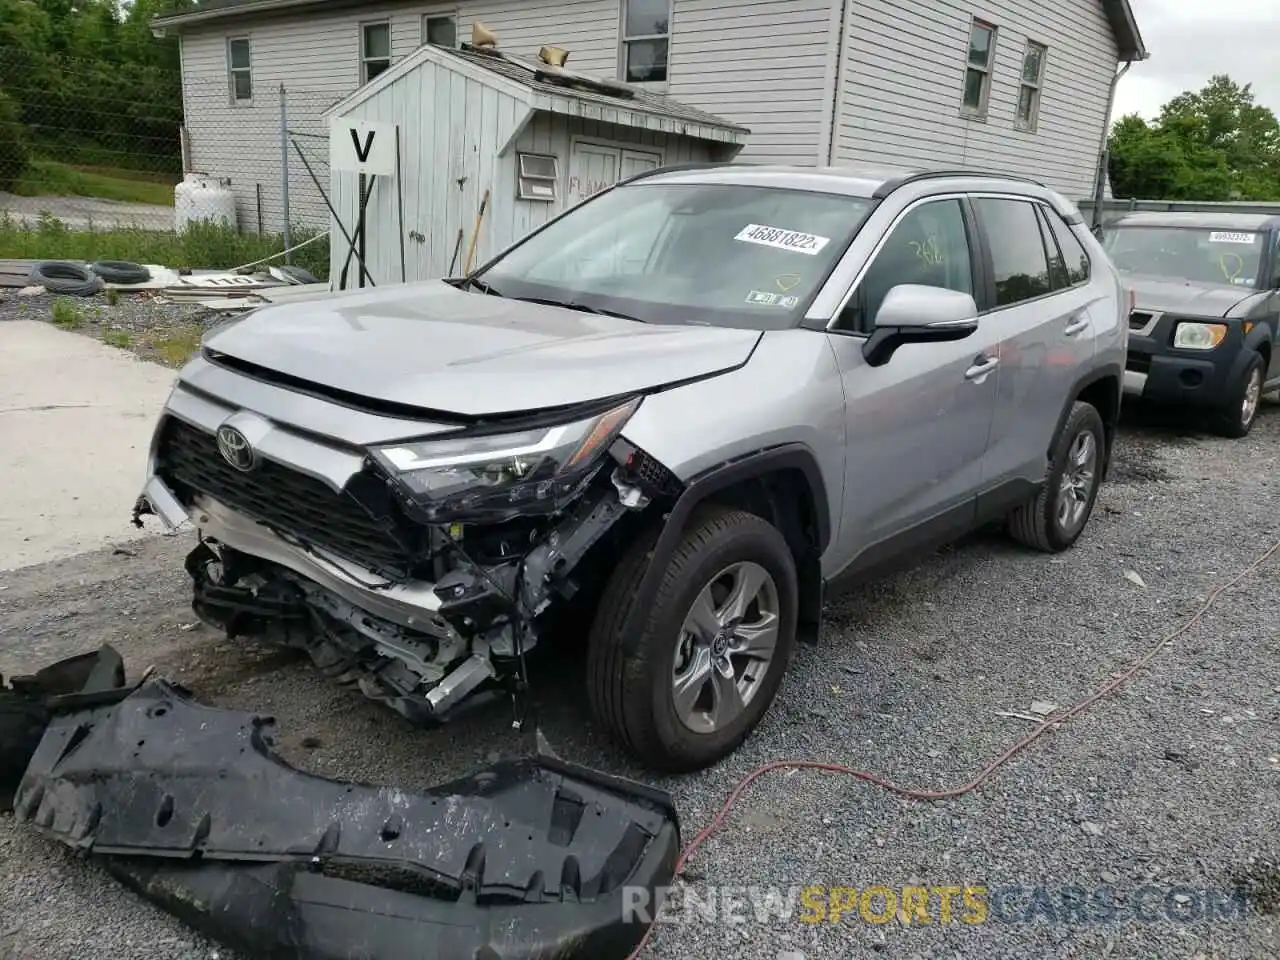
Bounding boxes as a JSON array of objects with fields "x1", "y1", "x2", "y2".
[
  {"x1": 1008, "y1": 401, "x2": 1105, "y2": 553},
  {"x1": 1209, "y1": 352, "x2": 1264, "y2": 439},
  {"x1": 586, "y1": 505, "x2": 797, "y2": 773}
]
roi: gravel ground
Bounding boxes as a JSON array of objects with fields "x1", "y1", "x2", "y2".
[
  {"x1": 0, "y1": 289, "x2": 216, "y2": 366},
  {"x1": 2, "y1": 403, "x2": 1279, "y2": 960},
  {"x1": 0, "y1": 192, "x2": 173, "y2": 232}
]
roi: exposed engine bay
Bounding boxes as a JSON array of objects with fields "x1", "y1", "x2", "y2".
[{"x1": 134, "y1": 401, "x2": 684, "y2": 726}]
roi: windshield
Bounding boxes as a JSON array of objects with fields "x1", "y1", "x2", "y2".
[
  {"x1": 1102, "y1": 225, "x2": 1264, "y2": 288},
  {"x1": 473, "y1": 182, "x2": 874, "y2": 330}
]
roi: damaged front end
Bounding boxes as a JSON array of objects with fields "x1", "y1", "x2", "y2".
[
  {"x1": 133, "y1": 387, "x2": 682, "y2": 726},
  {"x1": 5, "y1": 648, "x2": 679, "y2": 960}
]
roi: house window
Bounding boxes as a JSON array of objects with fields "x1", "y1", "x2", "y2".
[
  {"x1": 517, "y1": 153, "x2": 559, "y2": 201},
  {"x1": 361, "y1": 22, "x2": 392, "y2": 84},
  {"x1": 422, "y1": 14, "x2": 458, "y2": 48},
  {"x1": 961, "y1": 19, "x2": 996, "y2": 117},
  {"x1": 622, "y1": 0, "x2": 669, "y2": 83},
  {"x1": 1016, "y1": 41, "x2": 1047, "y2": 131},
  {"x1": 227, "y1": 37, "x2": 252, "y2": 103}
]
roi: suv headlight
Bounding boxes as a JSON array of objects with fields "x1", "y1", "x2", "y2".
[
  {"x1": 370, "y1": 397, "x2": 640, "y2": 523},
  {"x1": 1172, "y1": 321, "x2": 1227, "y2": 350}
]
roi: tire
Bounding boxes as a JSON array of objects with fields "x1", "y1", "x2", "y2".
[
  {"x1": 1009, "y1": 401, "x2": 1106, "y2": 553},
  {"x1": 27, "y1": 261, "x2": 104, "y2": 297},
  {"x1": 89, "y1": 260, "x2": 151, "y2": 285},
  {"x1": 586, "y1": 505, "x2": 798, "y2": 773},
  {"x1": 1209, "y1": 352, "x2": 1264, "y2": 439},
  {"x1": 0, "y1": 688, "x2": 49, "y2": 813}
]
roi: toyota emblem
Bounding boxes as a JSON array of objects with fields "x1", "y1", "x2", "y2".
[{"x1": 216, "y1": 424, "x2": 256, "y2": 472}]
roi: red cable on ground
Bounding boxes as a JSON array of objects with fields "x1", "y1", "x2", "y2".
[{"x1": 627, "y1": 535, "x2": 1280, "y2": 960}]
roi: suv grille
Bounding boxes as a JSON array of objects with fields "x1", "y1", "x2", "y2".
[
  {"x1": 155, "y1": 417, "x2": 427, "y2": 579},
  {"x1": 1129, "y1": 310, "x2": 1155, "y2": 331}
]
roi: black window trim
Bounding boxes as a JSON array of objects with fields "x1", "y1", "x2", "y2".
[
  {"x1": 969, "y1": 194, "x2": 1076, "y2": 314},
  {"x1": 1039, "y1": 201, "x2": 1092, "y2": 288},
  {"x1": 1034, "y1": 202, "x2": 1070, "y2": 291}
]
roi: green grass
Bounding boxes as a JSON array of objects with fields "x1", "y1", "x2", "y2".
[
  {"x1": 150, "y1": 325, "x2": 204, "y2": 365},
  {"x1": 101, "y1": 329, "x2": 132, "y2": 349},
  {"x1": 11, "y1": 159, "x2": 177, "y2": 207},
  {"x1": 0, "y1": 213, "x2": 330, "y2": 281},
  {"x1": 49, "y1": 297, "x2": 84, "y2": 329}
]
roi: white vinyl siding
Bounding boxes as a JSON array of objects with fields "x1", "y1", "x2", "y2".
[
  {"x1": 665, "y1": 0, "x2": 833, "y2": 165},
  {"x1": 832, "y1": 1, "x2": 1119, "y2": 198}
]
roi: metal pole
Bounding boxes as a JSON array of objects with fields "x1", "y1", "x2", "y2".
[
  {"x1": 395, "y1": 126, "x2": 407, "y2": 283},
  {"x1": 292, "y1": 140, "x2": 375, "y2": 287},
  {"x1": 280, "y1": 84, "x2": 292, "y2": 261}
]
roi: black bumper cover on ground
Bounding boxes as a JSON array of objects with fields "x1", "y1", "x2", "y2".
[{"x1": 7, "y1": 650, "x2": 679, "y2": 960}]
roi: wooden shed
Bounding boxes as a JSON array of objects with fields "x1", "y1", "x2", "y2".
[{"x1": 322, "y1": 39, "x2": 749, "y2": 289}]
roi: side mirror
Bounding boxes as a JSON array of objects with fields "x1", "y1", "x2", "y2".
[{"x1": 862, "y1": 284, "x2": 979, "y2": 366}]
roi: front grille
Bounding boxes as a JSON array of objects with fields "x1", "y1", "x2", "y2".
[
  {"x1": 156, "y1": 417, "x2": 428, "y2": 579},
  {"x1": 1126, "y1": 353, "x2": 1151, "y2": 375}
]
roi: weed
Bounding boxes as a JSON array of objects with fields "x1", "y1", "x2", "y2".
[
  {"x1": 49, "y1": 297, "x2": 84, "y2": 329},
  {"x1": 0, "y1": 214, "x2": 329, "y2": 282},
  {"x1": 151, "y1": 325, "x2": 204, "y2": 366},
  {"x1": 104, "y1": 287, "x2": 120, "y2": 306},
  {"x1": 102, "y1": 330, "x2": 132, "y2": 349}
]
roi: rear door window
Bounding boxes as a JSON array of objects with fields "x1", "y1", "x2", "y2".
[
  {"x1": 1043, "y1": 207, "x2": 1091, "y2": 285},
  {"x1": 973, "y1": 198, "x2": 1053, "y2": 306}
]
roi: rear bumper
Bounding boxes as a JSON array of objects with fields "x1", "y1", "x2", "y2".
[{"x1": 13, "y1": 667, "x2": 679, "y2": 960}]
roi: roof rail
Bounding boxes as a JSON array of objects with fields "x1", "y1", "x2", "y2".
[
  {"x1": 872, "y1": 169, "x2": 1045, "y2": 199},
  {"x1": 616, "y1": 161, "x2": 735, "y2": 186}
]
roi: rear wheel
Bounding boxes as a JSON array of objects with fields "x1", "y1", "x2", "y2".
[
  {"x1": 1209, "y1": 352, "x2": 1263, "y2": 439},
  {"x1": 1008, "y1": 401, "x2": 1105, "y2": 553},
  {"x1": 586, "y1": 506, "x2": 797, "y2": 773}
]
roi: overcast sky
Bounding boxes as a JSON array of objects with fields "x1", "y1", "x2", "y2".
[{"x1": 1110, "y1": 0, "x2": 1280, "y2": 122}]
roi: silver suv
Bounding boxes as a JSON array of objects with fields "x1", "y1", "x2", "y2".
[{"x1": 134, "y1": 165, "x2": 1126, "y2": 772}]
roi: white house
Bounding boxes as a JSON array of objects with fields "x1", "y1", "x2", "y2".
[{"x1": 152, "y1": 0, "x2": 1147, "y2": 233}]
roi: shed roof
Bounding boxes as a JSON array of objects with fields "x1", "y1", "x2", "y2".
[
  {"x1": 152, "y1": 0, "x2": 1149, "y2": 63},
  {"x1": 323, "y1": 42, "x2": 749, "y2": 146}
]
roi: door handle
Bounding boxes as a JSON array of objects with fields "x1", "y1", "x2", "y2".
[
  {"x1": 964, "y1": 356, "x2": 999, "y2": 380},
  {"x1": 1064, "y1": 315, "x2": 1090, "y2": 336}
]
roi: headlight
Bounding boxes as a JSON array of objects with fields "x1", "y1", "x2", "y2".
[
  {"x1": 1172, "y1": 322, "x2": 1227, "y2": 350},
  {"x1": 371, "y1": 397, "x2": 640, "y2": 522}
]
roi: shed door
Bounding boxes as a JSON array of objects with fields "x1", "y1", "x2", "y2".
[{"x1": 567, "y1": 142, "x2": 662, "y2": 207}]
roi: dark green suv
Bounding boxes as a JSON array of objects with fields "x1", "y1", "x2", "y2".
[{"x1": 1104, "y1": 211, "x2": 1280, "y2": 437}]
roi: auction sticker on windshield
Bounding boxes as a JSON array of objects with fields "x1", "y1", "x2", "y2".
[
  {"x1": 1208, "y1": 231, "x2": 1258, "y2": 244},
  {"x1": 734, "y1": 224, "x2": 831, "y2": 255}
]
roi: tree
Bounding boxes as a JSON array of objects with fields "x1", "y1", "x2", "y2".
[{"x1": 1107, "y1": 75, "x2": 1280, "y2": 201}]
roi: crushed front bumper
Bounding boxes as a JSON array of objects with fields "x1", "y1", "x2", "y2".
[{"x1": 10, "y1": 656, "x2": 679, "y2": 960}]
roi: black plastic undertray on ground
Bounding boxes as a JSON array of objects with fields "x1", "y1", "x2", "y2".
[{"x1": 11, "y1": 669, "x2": 679, "y2": 960}]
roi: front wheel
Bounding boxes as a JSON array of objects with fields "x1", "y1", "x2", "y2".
[
  {"x1": 1209, "y1": 352, "x2": 1264, "y2": 439},
  {"x1": 1008, "y1": 401, "x2": 1106, "y2": 553},
  {"x1": 586, "y1": 506, "x2": 798, "y2": 773}
]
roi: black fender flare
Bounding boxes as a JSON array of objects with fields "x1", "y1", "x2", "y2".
[
  {"x1": 1050, "y1": 361, "x2": 1122, "y2": 458},
  {"x1": 617, "y1": 443, "x2": 831, "y2": 652},
  {"x1": 1242, "y1": 321, "x2": 1274, "y2": 365}
]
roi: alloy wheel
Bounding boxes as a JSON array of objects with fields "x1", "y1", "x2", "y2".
[
  {"x1": 1242, "y1": 367, "x2": 1262, "y2": 427},
  {"x1": 671, "y1": 561, "x2": 780, "y2": 735},
  {"x1": 1056, "y1": 430, "x2": 1098, "y2": 532}
]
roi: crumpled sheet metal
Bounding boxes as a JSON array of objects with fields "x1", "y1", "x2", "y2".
[{"x1": 14, "y1": 677, "x2": 679, "y2": 959}]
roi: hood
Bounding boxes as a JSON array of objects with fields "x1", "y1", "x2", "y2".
[
  {"x1": 1123, "y1": 273, "x2": 1258, "y2": 318},
  {"x1": 202, "y1": 281, "x2": 761, "y2": 416}
]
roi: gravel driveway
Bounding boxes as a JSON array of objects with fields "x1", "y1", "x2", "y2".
[{"x1": 2, "y1": 405, "x2": 1278, "y2": 960}]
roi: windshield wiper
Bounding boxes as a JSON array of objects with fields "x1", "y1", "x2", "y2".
[
  {"x1": 449, "y1": 275, "x2": 503, "y2": 296},
  {"x1": 508, "y1": 296, "x2": 645, "y2": 323}
]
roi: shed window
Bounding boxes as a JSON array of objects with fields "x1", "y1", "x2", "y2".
[
  {"x1": 1016, "y1": 41, "x2": 1048, "y2": 132},
  {"x1": 361, "y1": 22, "x2": 392, "y2": 84},
  {"x1": 422, "y1": 14, "x2": 458, "y2": 48},
  {"x1": 622, "y1": 0, "x2": 669, "y2": 83},
  {"x1": 961, "y1": 19, "x2": 996, "y2": 118},
  {"x1": 517, "y1": 153, "x2": 559, "y2": 201},
  {"x1": 227, "y1": 37, "x2": 252, "y2": 103}
]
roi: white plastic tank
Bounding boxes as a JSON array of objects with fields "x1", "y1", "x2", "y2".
[{"x1": 174, "y1": 173, "x2": 238, "y2": 233}]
